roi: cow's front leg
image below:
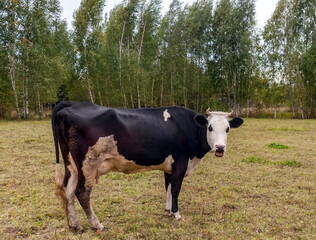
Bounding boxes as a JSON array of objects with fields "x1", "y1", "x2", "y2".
[
  {"x1": 169, "y1": 158, "x2": 188, "y2": 220},
  {"x1": 164, "y1": 173, "x2": 172, "y2": 212}
]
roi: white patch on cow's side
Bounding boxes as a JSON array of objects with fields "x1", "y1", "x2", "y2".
[
  {"x1": 185, "y1": 157, "x2": 201, "y2": 177},
  {"x1": 83, "y1": 136, "x2": 174, "y2": 179},
  {"x1": 163, "y1": 109, "x2": 171, "y2": 122},
  {"x1": 165, "y1": 183, "x2": 172, "y2": 211},
  {"x1": 68, "y1": 153, "x2": 78, "y2": 175}
]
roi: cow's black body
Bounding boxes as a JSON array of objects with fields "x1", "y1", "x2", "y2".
[
  {"x1": 54, "y1": 101, "x2": 210, "y2": 168},
  {"x1": 52, "y1": 101, "x2": 242, "y2": 231}
]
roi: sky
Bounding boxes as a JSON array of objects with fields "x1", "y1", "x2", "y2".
[{"x1": 59, "y1": 0, "x2": 278, "y2": 30}]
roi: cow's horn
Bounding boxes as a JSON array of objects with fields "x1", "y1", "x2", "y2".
[
  {"x1": 206, "y1": 108, "x2": 211, "y2": 116},
  {"x1": 227, "y1": 110, "x2": 234, "y2": 117}
]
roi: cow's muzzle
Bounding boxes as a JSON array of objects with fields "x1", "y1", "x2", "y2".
[{"x1": 214, "y1": 145, "x2": 225, "y2": 157}]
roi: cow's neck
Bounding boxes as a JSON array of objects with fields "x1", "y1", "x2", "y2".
[{"x1": 197, "y1": 126, "x2": 211, "y2": 159}]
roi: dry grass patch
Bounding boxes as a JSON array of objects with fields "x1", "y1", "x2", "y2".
[
  {"x1": 0, "y1": 118, "x2": 316, "y2": 239},
  {"x1": 268, "y1": 127, "x2": 307, "y2": 132},
  {"x1": 241, "y1": 156, "x2": 270, "y2": 164}
]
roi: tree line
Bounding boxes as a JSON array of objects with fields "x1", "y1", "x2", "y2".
[{"x1": 0, "y1": 0, "x2": 315, "y2": 118}]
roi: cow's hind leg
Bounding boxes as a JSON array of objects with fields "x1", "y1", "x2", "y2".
[
  {"x1": 55, "y1": 158, "x2": 82, "y2": 231},
  {"x1": 76, "y1": 186, "x2": 104, "y2": 231},
  {"x1": 65, "y1": 164, "x2": 83, "y2": 231}
]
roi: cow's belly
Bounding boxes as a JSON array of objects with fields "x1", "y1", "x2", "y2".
[
  {"x1": 98, "y1": 155, "x2": 174, "y2": 175},
  {"x1": 82, "y1": 136, "x2": 201, "y2": 184},
  {"x1": 83, "y1": 135, "x2": 174, "y2": 180}
]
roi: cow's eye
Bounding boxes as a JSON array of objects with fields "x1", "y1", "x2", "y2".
[
  {"x1": 208, "y1": 125, "x2": 213, "y2": 132},
  {"x1": 226, "y1": 127, "x2": 230, "y2": 133}
]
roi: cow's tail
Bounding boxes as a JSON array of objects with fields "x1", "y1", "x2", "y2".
[{"x1": 52, "y1": 101, "x2": 73, "y2": 206}]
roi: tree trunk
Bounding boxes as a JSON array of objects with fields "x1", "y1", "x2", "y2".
[
  {"x1": 119, "y1": 22, "x2": 127, "y2": 107},
  {"x1": 274, "y1": 105, "x2": 277, "y2": 119},
  {"x1": 83, "y1": 46, "x2": 94, "y2": 103},
  {"x1": 23, "y1": 64, "x2": 29, "y2": 119},
  {"x1": 36, "y1": 84, "x2": 42, "y2": 115},
  {"x1": 151, "y1": 75, "x2": 155, "y2": 107},
  {"x1": 290, "y1": 85, "x2": 295, "y2": 118},
  {"x1": 96, "y1": 78, "x2": 103, "y2": 106},
  {"x1": 300, "y1": 102, "x2": 304, "y2": 119},
  {"x1": 136, "y1": 21, "x2": 147, "y2": 108},
  {"x1": 246, "y1": 99, "x2": 250, "y2": 118},
  {"x1": 126, "y1": 40, "x2": 134, "y2": 108},
  {"x1": 7, "y1": 2, "x2": 20, "y2": 118},
  {"x1": 170, "y1": 63, "x2": 174, "y2": 105},
  {"x1": 183, "y1": 57, "x2": 187, "y2": 108},
  {"x1": 87, "y1": 77, "x2": 94, "y2": 103},
  {"x1": 160, "y1": 76, "x2": 164, "y2": 107},
  {"x1": 7, "y1": 44, "x2": 20, "y2": 118},
  {"x1": 229, "y1": 68, "x2": 238, "y2": 115}
]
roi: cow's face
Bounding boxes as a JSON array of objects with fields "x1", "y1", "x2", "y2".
[{"x1": 195, "y1": 110, "x2": 243, "y2": 157}]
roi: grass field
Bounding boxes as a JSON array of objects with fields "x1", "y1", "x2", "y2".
[{"x1": 0, "y1": 118, "x2": 316, "y2": 239}]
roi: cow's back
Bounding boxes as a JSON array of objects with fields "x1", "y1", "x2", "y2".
[{"x1": 55, "y1": 103, "x2": 203, "y2": 166}]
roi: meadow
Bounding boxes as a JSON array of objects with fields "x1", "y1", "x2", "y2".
[{"x1": 0, "y1": 118, "x2": 316, "y2": 239}]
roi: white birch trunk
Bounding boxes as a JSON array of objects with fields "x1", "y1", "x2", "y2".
[
  {"x1": 8, "y1": 44, "x2": 20, "y2": 118},
  {"x1": 136, "y1": 21, "x2": 147, "y2": 108},
  {"x1": 119, "y1": 22, "x2": 127, "y2": 107}
]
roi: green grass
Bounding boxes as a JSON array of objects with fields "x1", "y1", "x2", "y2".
[
  {"x1": 274, "y1": 160, "x2": 302, "y2": 168},
  {"x1": 0, "y1": 118, "x2": 316, "y2": 239},
  {"x1": 268, "y1": 142, "x2": 290, "y2": 149},
  {"x1": 242, "y1": 156, "x2": 302, "y2": 168}
]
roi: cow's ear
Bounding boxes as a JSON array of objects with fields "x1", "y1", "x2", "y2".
[
  {"x1": 194, "y1": 114, "x2": 208, "y2": 127},
  {"x1": 229, "y1": 117, "x2": 244, "y2": 128}
]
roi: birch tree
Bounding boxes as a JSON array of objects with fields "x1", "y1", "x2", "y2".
[
  {"x1": 1, "y1": 0, "x2": 20, "y2": 117},
  {"x1": 73, "y1": 0, "x2": 105, "y2": 103}
]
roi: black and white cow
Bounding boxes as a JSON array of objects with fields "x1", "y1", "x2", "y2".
[{"x1": 52, "y1": 101, "x2": 243, "y2": 231}]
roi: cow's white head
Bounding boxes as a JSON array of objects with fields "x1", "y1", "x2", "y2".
[{"x1": 194, "y1": 109, "x2": 243, "y2": 157}]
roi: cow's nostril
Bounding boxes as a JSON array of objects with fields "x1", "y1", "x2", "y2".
[
  {"x1": 215, "y1": 144, "x2": 224, "y2": 148},
  {"x1": 215, "y1": 145, "x2": 225, "y2": 151}
]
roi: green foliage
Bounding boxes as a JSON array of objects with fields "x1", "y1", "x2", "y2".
[
  {"x1": 0, "y1": 0, "x2": 75, "y2": 118},
  {"x1": 267, "y1": 143, "x2": 290, "y2": 149},
  {"x1": 0, "y1": 0, "x2": 315, "y2": 118},
  {"x1": 300, "y1": 33, "x2": 316, "y2": 118},
  {"x1": 57, "y1": 84, "x2": 69, "y2": 103},
  {"x1": 209, "y1": 0, "x2": 258, "y2": 113},
  {"x1": 262, "y1": 0, "x2": 316, "y2": 119}
]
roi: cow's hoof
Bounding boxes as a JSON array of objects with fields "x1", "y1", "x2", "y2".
[
  {"x1": 173, "y1": 211, "x2": 182, "y2": 220},
  {"x1": 95, "y1": 226, "x2": 107, "y2": 234},
  {"x1": 168, "y1": 211, "x2": 182, "y2": 220},
  {"x1": 69, "y1": 225, "x2": 84, "y2": 233}
]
